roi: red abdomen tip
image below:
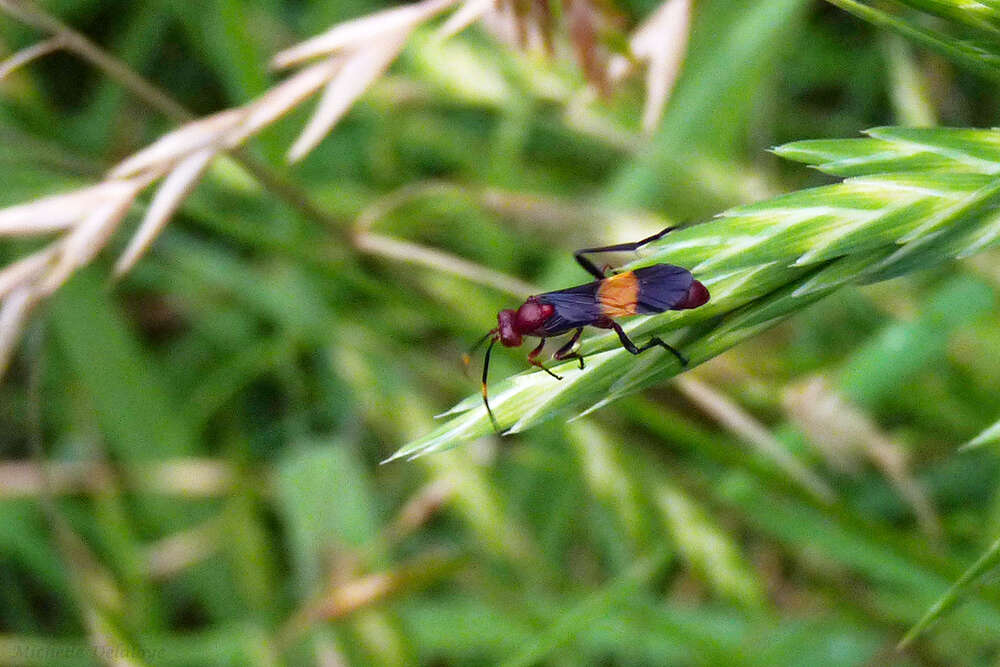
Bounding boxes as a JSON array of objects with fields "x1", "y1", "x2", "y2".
[{"x1": 679, "y1": 280, "x2": 710, "y2": 309}]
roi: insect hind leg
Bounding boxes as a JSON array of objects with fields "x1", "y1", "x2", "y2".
[
  {"x1": 610, "y1": 321, "x2": 688, "y2": 366},
  {"x1": 573, "y1": 227, "x2": 676, "y2": 278}
]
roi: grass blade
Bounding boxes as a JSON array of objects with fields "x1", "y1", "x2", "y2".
[
  {"x1": 961, "y1": 417, "x2": 1000, "y2": 451},
  {"x1": 499, "y1": 547, "x2": 671, "y2": 667},
  {"x1": 824, "y1": 0, "x2": 1000, "y2": 82},
  {"x1": 899, "y1": 536, "x2": 1000, "y2": 648}
]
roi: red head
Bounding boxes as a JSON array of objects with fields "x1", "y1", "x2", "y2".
[
  {"x1": 464, "y1": 297, "x2": 556, "y2": 434},
  {"x1": 496, "y1": 297, "x2": 555, "y2": 347}
]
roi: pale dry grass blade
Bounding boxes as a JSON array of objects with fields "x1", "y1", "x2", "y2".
[
  {"x1": 568, "y1": 0, "x2": 609, "y2": 95},
  {"x1": 145, "y1": 518, "x2": 223, "y2": 580},
  {"x1": 675, "y1": 376, "x2": 835, "y2": 502},
  {"x1": 0, "y1": 35, "x2": 64, "y2": 81},
  {"x1": 0, "y1": 181, "x2": 146, "y2": 235},
  {"x1": 109, "y1": 109, "x2": 244, "y2": 178},
  {"x1": 356, "y1": 231, "x2": 536, "y2": 297},
  {"x1": 233, "y1": 59, "x2": 343, "y2": 143},
  {"x1": 382, "y1": 478, "x2": 455, "y2": 542},
  {"x1": 571, "y1": 0, "x2": 691, "y2": 138},
  {"x1": 0, "y1": 0, "x2": 694, "y2": 384},
  {"x1": 275, "y1": 549, "x2": 461, "y2": 648},
  {"x1": 0, "y1": 461, "x2": 111, "y2": 497},
  {"x1": 270, "y1": 0, "x2": 457, "y2": 69},
  {"x1": 37, "y1": 184, "x2": 144, "y2": 295},
  {"x1": 353, "y1": 180, "x2": 538, "y2": 295},
  {"x1": 563, "y1": 86, "x2": 643, "y2": 152},
  {"x1": 469, "y1": 0, "x2": 552, "y2": 55},
  {"x1": 0, "y1": 459, "x2": 236, "y2": 497},
  {"x1": 437, "y1": 0, "x2": 495, "y2": 40},
  {"x1": 630, "y1": 0, "x2": 691, "y2": 135},
  {"x1": 478, "y1": 0, "x2": 519, "y2": 46},
  {"x1": 288, "y1": 29, "x2": 411, "y2": 162},
  {"x1": 0, "y1": 287, "x2": 35, "y2": 375},
  {"x1": 0, "y1": 0, "x2": 472, "y2": 380},
  {"x1": 0, "y1": 247, "x2": 57, "y2": 300},
  {"x1": 114, "y1": 147, "x2": 217, "y2": 275},
  {"x1": 783, "y1": 379, "x2": 858, "y2": 464},
  {"x1": 783, "y1": 376, "x2": 941, "y2": 537}
]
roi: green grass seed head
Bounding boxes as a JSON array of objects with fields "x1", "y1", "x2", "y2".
[{"x1": 392, "y1": 128, "x2": 1000, "y2": 460}]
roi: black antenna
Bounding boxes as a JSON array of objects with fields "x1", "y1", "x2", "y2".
[
  {"x1": 462, "y1": 330, "x2": 494, "y2": 375},
  {"x1": 481, "y1": 338, "x2": 501, "y2": 434}
]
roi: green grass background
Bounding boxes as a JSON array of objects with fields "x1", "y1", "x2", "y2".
[{"x1": 3, "y1": 0, "x2": 1000, "y2": 664}]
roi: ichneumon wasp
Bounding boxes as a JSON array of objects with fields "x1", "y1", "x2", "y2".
[{"x1": 467, "y1": 227, "x2": 710, "y2": 433}]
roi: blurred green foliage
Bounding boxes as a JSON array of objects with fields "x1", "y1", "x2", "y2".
[{"x1": 3, "y1": 0, "x2": 1000, "y2": 665}]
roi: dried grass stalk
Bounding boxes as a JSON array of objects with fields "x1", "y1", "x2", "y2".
[{"x1": 0, "y1": 0, "x2": 690, "y2": 377}]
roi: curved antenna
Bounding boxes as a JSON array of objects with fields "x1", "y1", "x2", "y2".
[{"x1": 462, "y1": 330, "x2": 495, "y2": 375}]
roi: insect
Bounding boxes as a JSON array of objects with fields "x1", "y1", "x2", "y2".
[{"x1": 468, "y1": 227, "x2": 710, "y2": 433}]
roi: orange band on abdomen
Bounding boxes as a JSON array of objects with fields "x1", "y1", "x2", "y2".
[{"x1": 597, "y1": 271, "x2": 639, "y2": 318}]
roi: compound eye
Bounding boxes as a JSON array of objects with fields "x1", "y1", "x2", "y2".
[
  {"x1": 497, "y1": 309, "x2": 523, "y2": 347},
  {"x1": 500, "y1": 330, "x2": 522, "y2": 347}
]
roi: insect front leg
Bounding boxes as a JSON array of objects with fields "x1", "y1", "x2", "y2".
[
  {"x1": 527, "y1": 338, "x2": 563, "y2": 380},
  {"x1": 610, "y1": 321, "x2": 688, "y2": 366},
  {"x1": 573, "y1": 227, "x2": 676, "y2": 278},
  {"x1": 552, "y1": 328, "x2": 585, "y2": 369}
]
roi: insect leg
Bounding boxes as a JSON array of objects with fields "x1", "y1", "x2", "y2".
[
  {"x1": 573, "y1": 227, "x2": 676, "y2": 278},
  {"x1": 610, "y1": 321, "x2": 688, "y2": 366},
  {"x1": 527, "y1": 338, "x2": 563, "y2": 380},
  {"x1": 552, "y1": 328, "x2": 585, "y2": 369}
]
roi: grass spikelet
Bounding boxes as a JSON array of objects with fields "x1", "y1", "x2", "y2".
[{"x1": 389, "y1": 127, "x2": 1000, "y2": 461}]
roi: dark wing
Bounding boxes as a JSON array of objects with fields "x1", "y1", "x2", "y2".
[
  {"x1": 535, "y1": 281, "x2": 603, "y2": 335},
  {"x1": 633, "y1": 264, "x2": 693, "y2": 314}
]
